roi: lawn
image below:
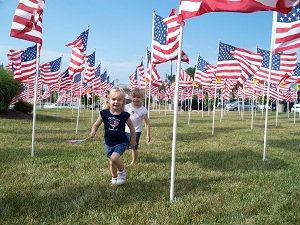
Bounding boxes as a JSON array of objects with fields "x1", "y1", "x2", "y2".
[{"x1": 0, "y1": 109, "x2": 299, "y2": 225}]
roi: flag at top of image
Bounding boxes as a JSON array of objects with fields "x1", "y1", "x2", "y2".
[
  {"x1": 10, "y1": 0, "x2": 45, "y2": 47},
  {"x1": 179, "y1": 0, "x2": 300, "y2": 21},
  {"x1": 274, "y1": 4, "x2": 300, "y2": 53},
  {"x1": 152, "y1": 9, "x2": 189, "y2": 64},
  {"x1": 66, "y1": 29, "x2": 89, "y2": 77}
]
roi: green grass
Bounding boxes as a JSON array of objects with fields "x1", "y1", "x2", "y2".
[{"x1": 1, "y1": 109, "x2": 300, "y2": 225}]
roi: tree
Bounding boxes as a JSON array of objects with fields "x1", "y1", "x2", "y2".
[
  {"x1": 185, "y1": 67, "x2": 195, "y2": 78},
  {"x1": 0, "y1": 69, "x2": 22, "y2": 113}
]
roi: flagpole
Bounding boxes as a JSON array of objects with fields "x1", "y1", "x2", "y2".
[
  {"x1": 188, "y1": 85, "x2": 194, "y2": 125},
  {"x1": 263, "y1": 12, "x2": 277, "y2": 161},
  {"x1": 148, "y1": 11, "x2": 156, "y2": 119},
  {"x1": 91, "y1": 49, "x2": 96, "y2": 124},
  {"x1": 31, "y1": 44, "x2": 40, "y2": 157},
  {"x1": 220, "y1": 89, "x2": 224, "y2": 122},
  {"x1": 294, "y1": 84, "x2": 298, "y2": 124},
  {"x1": 57, "y1": 55, "x2": 63, "y2": 111},
  {"x1": 75, "y1": 26, "x2": 90, "y2": 133},
  {"x1": 201, "y1": 88, "x2": 204, "y2": 117},
  {"x1": 276, "y1": 86, "x2": 279, "y2": 126},
  {"x1": 251, "y1": 80, "x2": 255, "y2": 129},
  {"x1": 212, "y1": 80, "x2": 217, "y2": 135},
  {"x1": 170, "y1": 19, "x2": 184, "y2": 202}
]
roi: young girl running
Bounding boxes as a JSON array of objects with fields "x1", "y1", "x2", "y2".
[
  {"x1": 125, "y1": 88, "x2": 151, "y2": 165},
  {"x1": 90, "y1": 87, "x2": 136, "y2": 185}
]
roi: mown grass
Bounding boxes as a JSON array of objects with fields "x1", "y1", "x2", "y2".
[{"x1": 0, "y1": 109, "x2": 299, "y2": 225}]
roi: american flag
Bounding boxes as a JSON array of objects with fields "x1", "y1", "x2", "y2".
[
  {"x1": 179, "y1": 0, "x2": 299, "y2": 21},
  {"x1": 66, "y1": 29, "x2": 89, "y2": 76},
  {"x1": 93, "y1": 63, "x2": 101, "y2": 90},
  {"x1": 179, "y1": 68, "x2": 193, "y2": 88},
  {"x1": 282, "y1": 62, "x2": 300, "y2": 84},
  {"x1": 11, "y1": 45, "x2": 37, "y2": 80},
  {"x1": 6, "y1": 61, "x2": 13, "y2": 72},
  {"x1": 129, "y1": 70, "x2": 139, "y2": 91},
  {"x1": 59, "y1": 69, "x2": 72, "y2": 90},
  {"x1": 152, "y1": 10, "x2": 189, "y2": 64},
  {"x1": 100, "y1": 70, "x2": 107, "y2": 83},
  {"x1": 71, "y1": 73, "x2": 82, "y2": 93},
  {"x1": 7, "y1": 49, "x2": 23, "y2": 72},
  {"x1": 153, "y1": 79, "x2": 163, "y2": 88},
  {"x1": 274, "y1": 4, "x2": 300, "y2": 53},
  {"x1": 255, "y1": 48, "x2": 297, "y2": 85},
  {"x1": 148, "y1": 63, "x2": 160, "y2": 81},
  {"x1": 10, "y1": 0, "x2": 45, "y2": 46},
  {"x1": 216, "y1": 42, "x2": 241, "y2": 80},
  {"x1": 84, "y1": 51, "x2": 96, "y2": 83},
  {"x1": 230, "y1": 46, "x2": 263, "y2": 87},
  {"x1": 147, "y1": 48, "x2": 151, "y2": 67},
  {"x1": 100, "y1": 71, "x2": 110, "y2": 90},
  {"x1": 137, "y1": 59, "x2": 144, "y2": 78},
  {"x1": 40, "y1": 57, "x2": 62, "y2": 84},
  {"x1": 194, "y1": 55, "x2": 215, "y2": 86}
]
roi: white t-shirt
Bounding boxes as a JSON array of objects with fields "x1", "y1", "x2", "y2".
[{"x1": 125, "y1": 103, "x2": 148, "y2": 132}]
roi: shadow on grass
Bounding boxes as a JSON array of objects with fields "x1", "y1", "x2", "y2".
[
  {"x1": 178, "y1": 149, "x2": 289, "y2": 172},
  {"x1": 266, "y1": 139, "x2": 300, "y2": 153},
  {"x1": 0, "y1": 176, "x2": 225, "y2": 223},
  {"x1": 175, "y1": 127, "x2": 244, "y2": 143},
  {"x1": 36, "y1": 114, "x2": 74, "y2": 123}
]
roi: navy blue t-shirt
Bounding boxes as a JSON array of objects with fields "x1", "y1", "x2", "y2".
[{"x1": 100, "y1": 109, "x2": 130, "y2": 147}]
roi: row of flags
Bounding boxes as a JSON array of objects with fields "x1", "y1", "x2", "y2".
[{"x1": 5, "y1": 0, "x2": 300, "y2": 106}]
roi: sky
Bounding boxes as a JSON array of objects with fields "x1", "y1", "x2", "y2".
[{"x1": 1, "y1": 0, "x2": 298, "y2": 86}]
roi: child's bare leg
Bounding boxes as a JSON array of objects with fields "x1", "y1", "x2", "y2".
[
  {"x1": 110, "y1": 152, "x2": 125, "y2": 171},
  {"x1": 130, "y1": 149, "x2": 138, "y2": 165},
  {"x1": 109, "y1": 159, "x2": 118, "y2": 178}
]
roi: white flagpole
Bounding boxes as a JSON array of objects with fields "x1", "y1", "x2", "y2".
[
  {"x1": 262, "y1": 82, "x2": 265, "y2": 118},
  {"x1": 220, "y1": 89, "x2": 224, "y2": 122},
  {"x1": 75, "y1": 72, "x2": 83, "y2": 134},
  {"x1": 188, "y1": 86, "x2": 194, "y2": 125},
  {"x1": 148, "y1": 11, "x2": 156, "y2": 119},
  {"x1": 241, "y1": 84, "x2": 245, "y2": 121},
  {"x1": 31, "y1": 44, "x2": 41, "y2": 157},
  {"x1": 251, "y1": 81, "x2": 255, "y2": 129},
  {"x1": 201, "y1": 88, "x2": 204, "y2": 117},
  {"x1": 294, "y1": 85, "x2": 297, "y2": 124},
  {"x1": 170, "y1": 20, "x2": 184, "y2": 202},
  {"x1": 75, "y1": 26, "x2": 89, "y2": 133},
  {"x1": 276, "y1": 86, "x2": 279, "y2": 126},
  {"x1": 145, "y1": 48, "x2": 148, "y2": 109},
  {"x1": 212, "y1": 81, "x2": 217, "y2": 135},
  {"x1": 263, "y1": 12, "x2": 277, "y2": 161},
  {"x1": 91, "y1": 50, "x2": 97, "y2": 124}
]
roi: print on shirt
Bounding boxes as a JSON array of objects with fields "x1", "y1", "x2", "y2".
[{"x1": 108, "y1": 117, "x2": 120, "y2": 131}]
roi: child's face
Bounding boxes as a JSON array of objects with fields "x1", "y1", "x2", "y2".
[
  {"x1": 109, "y1": 94, "x2": 124, "y2": 110},
  {"x1": 132, "y1": 94, "x2": 142, "y2": 106}
]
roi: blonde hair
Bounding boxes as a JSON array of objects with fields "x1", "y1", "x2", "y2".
[
  {"x1": 131, "y1": 87, "x2": 144, "y2": 98},
  {"x1": 105, "y1": 87, "x2": 126, "y2": 110}
]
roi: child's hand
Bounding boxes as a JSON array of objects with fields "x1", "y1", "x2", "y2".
[
  {"x1": 146, "y1": 136, "x2": 151, "y2": 144},
  {"x1": 130, "y1": 140, "x2": 136, "y2": 148},
  {"x1": 89, "y1": 131, "x2": 96, "y2": 139}
]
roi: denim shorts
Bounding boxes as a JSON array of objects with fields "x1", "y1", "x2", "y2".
[
  {"x1": 126, "y1": 132, "x2": 141, "y2": 150},
  {"x1": 105, "y1": 142, "x2": 128, "y2": 158}
]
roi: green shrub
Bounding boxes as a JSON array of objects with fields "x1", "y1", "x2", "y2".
[
  {"x1": 0, "y1": 69, "x2": 22, "y2": 113},
  {"x1": 13, "y1": 101, "x2": 33, "y2": 114}
]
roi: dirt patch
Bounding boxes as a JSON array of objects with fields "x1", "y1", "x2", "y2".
[{"x1": 0, "y1": 110, "x2": 32, "y2": 120}]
